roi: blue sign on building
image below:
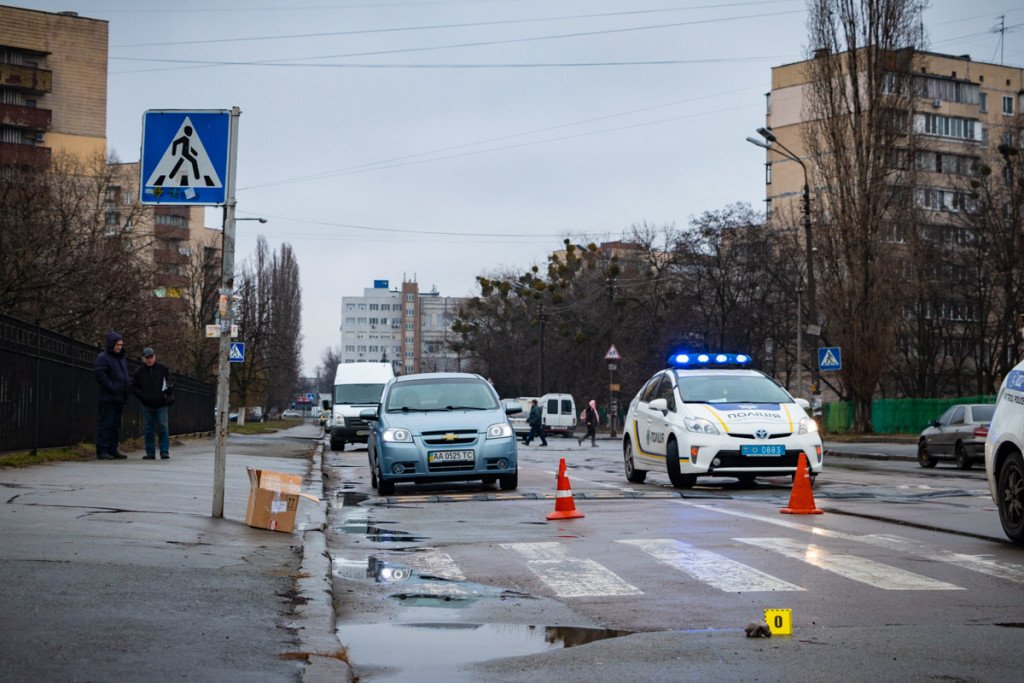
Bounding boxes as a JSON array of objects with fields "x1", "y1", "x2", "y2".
[
  {"x1": 140, "y1": 110, "x2": 230, "y2": 205},
  {"x1": 818, "y1": 347, "x2": 842, "y2": 372}
]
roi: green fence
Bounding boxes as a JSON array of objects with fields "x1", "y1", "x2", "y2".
[{"x1": 823, "y1": 395, "x2": 997, "y2": 434}]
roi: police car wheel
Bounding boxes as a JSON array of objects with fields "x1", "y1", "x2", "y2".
[
  {"x1": 736, "y1": 473, "x2": 757, "y2": 487},
  {"x1": 623, "y1": 440, "x2": 647, "y2": 483},
  {"x1": 665, "y1": 440, "x2": 695, "y2": 489},
  {"x1": 996, "y1": 450, "x2": 1024, "y2": 545},
  {"x1": 917, "y1": 439, "x2": 936, "y2": 468}
]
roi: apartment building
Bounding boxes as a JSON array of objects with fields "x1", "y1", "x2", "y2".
[
  {"x1": 764, "y1": 49, "x2": 1023, "y2": 227},
  {"x1": 339, "y1": 280, "x2": 467, "y2": 374},
  {"x1": 0, "y1": 5, "x2": 107, "y2": 167}
]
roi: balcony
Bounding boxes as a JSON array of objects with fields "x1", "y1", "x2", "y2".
[
  {"x1": 0, "y1": 102, "x2": 51, "y2": 130},
  {"x1": 153, "y1": 249, "x2": 187, "y2": 265},
  {"x1": 154, "y1": 272, "x2": 188, "y2": 289},
  {"x1": 154, "y1": 225, "x2": 190, "y2": 241},
  {"x1": 0, "y1": 141, "x2": 50, "y2": 168},
  {"x1": 0, "y1": 63, "x2": 52, "y2": 95}
]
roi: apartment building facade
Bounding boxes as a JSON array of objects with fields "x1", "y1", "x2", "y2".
[
  {"x1": 339, "y1": 280, "x2": 467, "y2": 374},
  {"x1": 0, "y1": 5, "x2": 107, "y2": 167}
]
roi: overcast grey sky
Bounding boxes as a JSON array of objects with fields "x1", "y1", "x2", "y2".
[{"x1": 15, "y1": 0, "x2": 1024, "y2": 375}]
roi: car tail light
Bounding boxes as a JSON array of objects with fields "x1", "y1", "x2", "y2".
[{"x1": 974, "y1": 425, "x2": 989, "y2": 438}]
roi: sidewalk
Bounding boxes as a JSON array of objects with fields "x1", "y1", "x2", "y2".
[{"x1": 0, "y1": 424, "x2": 348, "y2": 682}]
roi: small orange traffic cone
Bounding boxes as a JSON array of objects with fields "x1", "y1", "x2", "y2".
[
  {"x1": 781, "y1": 451, "x2": 823, "y2": 515},
  {"x1": 547, "y1": 458, "x2": 585, "y2": 520}
]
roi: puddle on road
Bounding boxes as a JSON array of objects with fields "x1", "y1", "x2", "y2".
[
  {"x1": 338, "y1": 622, "x2": 633, "y2": 681},
  {"x1": 337, "y1": 521, "x2": 428, "y2": 543}
]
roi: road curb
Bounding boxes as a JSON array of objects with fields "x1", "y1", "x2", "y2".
[
  {"x1": 825, "y1": 449, "x2": 916, "y2": 462},
  {"x1": 298, "y1": 443, "x2": 353, "y2": 683}
]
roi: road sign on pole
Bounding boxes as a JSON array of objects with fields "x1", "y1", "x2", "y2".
[
  {"x1": 229, "y1": 342, "x2": 245, "y2": 363},
  {"x1": 605, "y1": 345, "x2": 621, "y2": 361},
  {"x1": 140, "y1": 110, "x2": 231, "y2": 205},
  {"x1": 818, "y1": 347, "x2": 842, "y2": 372}
]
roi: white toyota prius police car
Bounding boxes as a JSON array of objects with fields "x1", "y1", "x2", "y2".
[{"x1": 623, "y1": 353, "x2": 823, "y2": 488}]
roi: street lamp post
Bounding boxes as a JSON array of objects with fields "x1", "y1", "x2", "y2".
[{"x1": 746, "y1": 128, "x2": 820, "y2": 402}]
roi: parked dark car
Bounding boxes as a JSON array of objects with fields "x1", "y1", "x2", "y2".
[{"x1": 917, "y1": 404, "x2": 994, "y2": 470}]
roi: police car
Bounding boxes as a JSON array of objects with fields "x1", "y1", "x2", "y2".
[
  {"x1": 622, "y1": 353, "x2": 823, "y2": 488},
  {"x1": 984, "y1": 359, "x2": 1024, "y2": 545}
]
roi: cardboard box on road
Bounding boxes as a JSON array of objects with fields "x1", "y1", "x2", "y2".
[{"x1": 244, "y1": 467, "x2": 318, "y2": 533}]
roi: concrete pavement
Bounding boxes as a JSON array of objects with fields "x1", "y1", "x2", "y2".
[{"x1": 0, "y1": 423, "x2": 349, "y2": 682}]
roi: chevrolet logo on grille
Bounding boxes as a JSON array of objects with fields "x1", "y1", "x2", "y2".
[{"x1": 443, "y1": 433, "x2": 458, "y2": 442}]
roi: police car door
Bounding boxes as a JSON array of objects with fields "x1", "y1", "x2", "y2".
[
  {"x1": 647, "y1": 372, "x2": 677, "y2": 458},
  {"x1": 635, "y1": 373, "x2": 670, "y2": 460}
]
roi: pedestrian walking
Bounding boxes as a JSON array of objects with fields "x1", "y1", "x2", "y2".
[
  {"x1": 523, "y1": 399, "x2": 548, "y2": 446},
  {"x1": 132, "y1": 346, "x2": 175, "y2": 460},
  {"x1": 94, "y1": 332, "x2": 130, "y2": 460},
  {"x1": 578, "y1": 399, "x2": 599, "y2": 447}
]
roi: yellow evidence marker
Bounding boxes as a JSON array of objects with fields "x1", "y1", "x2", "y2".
[{"x1": 764, "y1": 608, "x2": 793, "y2": 636}]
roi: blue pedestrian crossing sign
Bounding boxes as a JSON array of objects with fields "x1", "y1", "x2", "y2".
[
  {"x1": 140, "y1": 110, "x2": 230, "y2": 205},
  {"x1": 818, "y1": 347, "x2": 841, "y2": 372},
  {"x1": 229, "y1": 342, "x2": 245, "y2": 363}
]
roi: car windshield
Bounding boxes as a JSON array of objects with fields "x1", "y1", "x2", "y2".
[
  {"x1": 334, "y1": 383, "x2": 385, "y2": 404},
  {"x1": 385, "y1": 378, "x2": 499, "y2": 412},
  {"x1": 675, "y1": 373, "x2": 792, "y2": 404},
  {"x1": 972, "y1": 405, "x2": 995, "y2": 421}
]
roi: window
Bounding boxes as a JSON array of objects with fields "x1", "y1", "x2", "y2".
[
  {"x1": 369, "y1": 303, "x2": 379, "y2": 310},
  {"x1": 359, "y1": 303, "x2": 367, "y2": 310},
  {"x1": 980, "y1": 93, "x2": 987, "y2": 112},
  {"x1": 919, "y1": 114, "x2": 978, "y2": 141},
  {"x1": 345, "y1": 317, "x2": 355, "y2": 324},
  {"x1": 1003, "y1": 96, "x2": 1014, "y2": 115},
  {"x1": 405, "y1": 293, "x2": 414, "y2": 302},
  {"x1": 346, "y1": 303, "x2": 355, "y2": 310},
  {"x1": 765, "y1": 162, "x2": 772, "y2": 185},
  {"x1": 405, "y1": 350, "x2": 414, "y2": 359},
  {"x1": 345, "y1": 345, "x2": 355, "y2": 352},
  {"x1": 357, "y1": 317, "x2": 366, "y2": 324},
  {"x1": 405, "y1": 322, "x2": 414, "y2": 331},
  {"x1": 369, "y1": 318, "x2": 378, "y2": 325},
  {"x1": 405, "y1": 306, "x2": 415, "y2": 315}
]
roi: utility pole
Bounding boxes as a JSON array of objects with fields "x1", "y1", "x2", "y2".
[
  {"x1": 212, "y1": 106, "x2": 241, "y2": 519},
  {"x1": 606, "y1": 276, "x2": 618, "y2": 438},
  {"x1": 537, "y1": 306, "x2": 547, "y2": 396}
]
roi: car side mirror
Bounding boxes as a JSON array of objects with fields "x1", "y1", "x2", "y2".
[
  {"x1": 795, "y1": 398, "x2": 810, "y2": 410},
  {"x1": 359, "y1": 407, "x2": 378, "y2": 420},
  {"x1": 929, "y1": 419, "x2": 940, "y2": 428},
  {"x1": 649, "y1": 398, "x2": 669, "y2": 414}
]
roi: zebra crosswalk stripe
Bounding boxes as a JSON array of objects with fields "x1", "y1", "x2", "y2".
[
  {"x1": 736, "y1": 537, "x2": 962, "y2": 590},
  {"x1": 619, "y1": 538, "x2": 804, "y2": 592},
  {"x1": 502, "y1": 542, "x2": 642, "y2": 598}
]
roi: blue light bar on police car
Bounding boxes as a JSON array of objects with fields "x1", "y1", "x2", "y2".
[{"x1": 669, "y1": 352, "x2": 752, "y2": 367}]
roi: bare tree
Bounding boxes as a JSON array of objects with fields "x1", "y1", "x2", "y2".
[
  {"x1": 264, "y1": 243, "x2": 303, "y2": 413},
  {"x1": 803, "y1": 0, "x2": 924, "y2": 430}
]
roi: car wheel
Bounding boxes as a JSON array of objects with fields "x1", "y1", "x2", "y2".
[
  {"x1": 737, "y1": 473, "x2": 757, "y2": 487},
  {"x1": 368, "y1": 451, "x2": 378, "y2": 488},
  {"x1": 624, "y1": 439, "x2": 647, "y2": 483},
  {"x1": 917, "y1": 439, "x2": 936, "y2": 468},
  {"x1": 996, "y1": 449, "x2": 1024, "y2": 546},
  {"x1": 499, "y1": 471, "x2": 518, "y2": 490},
  {"x1": 330, "y1": 436, "x2": 344, "y2": 452},
  {"x1": 954, "y1": 441, "x2": 972, "y2": 470},
  {"x1": 376, "y1": 473, "x2": 395, "y2": 496},
  {"x1": 665, "y1": 440, "x2": 695, "y2": 489}
]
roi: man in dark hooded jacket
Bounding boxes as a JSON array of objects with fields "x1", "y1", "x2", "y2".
[{"x1": 94, "y1": 332, "x2": 130, "y2": 460}]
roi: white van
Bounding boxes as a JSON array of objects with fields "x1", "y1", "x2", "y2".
[
  {"x1": 330, "y1": 362, "x2": 395, "y2": 451},
  {"x1": 540, "y1": 393, "x2": 577, "y2": 438}
]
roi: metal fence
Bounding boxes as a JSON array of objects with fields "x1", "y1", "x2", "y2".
[
  {"x1": 823, "y1": 394, "x2": 997, "y2": 434},
  {"x1": 0, "y1": 314, "x2": 215, "y2": 454}
]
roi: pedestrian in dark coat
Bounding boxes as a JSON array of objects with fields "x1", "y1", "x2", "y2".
[
  {"x1": 523, "y1": 399, "x2": 548, "y2": 446},
  {"x1": 94, "y1": 331, "x2": 130, "y2": 459},
  {"x1": 578, "y1": 399, "x2": 599, "y2": 447},
  {"x1": 132, "y1": 346, "x2": 174, "y2": 460}
]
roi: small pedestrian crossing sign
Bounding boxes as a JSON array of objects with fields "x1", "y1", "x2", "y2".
[
  {"x1": 140, "y1": 110, "x2": 230, "y2": 205},
  {"x1": 605, "y1": 345, "x2": 621, "y2": 361},
  {"x1": 229, "y1": 342, "x2": 245, "y2": 363},
  {"x1": 818, "y1": 346, "x2": 841, "y2": 372}
]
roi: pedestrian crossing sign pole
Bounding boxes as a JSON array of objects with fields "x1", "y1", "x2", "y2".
[{"x1": 140, "y1": 107, "x2": 240, "y2": 519}]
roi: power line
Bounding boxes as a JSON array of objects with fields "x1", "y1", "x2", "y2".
[{"x1": 109, "y1": 7, "x2": 806, "y2": 73}]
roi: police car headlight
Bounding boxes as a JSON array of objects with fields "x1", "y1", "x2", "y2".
[
  {"x1": 798, "y1": 417, "x2": 819, "y2": 435},
  {"x1": 382, "y1": 428, "x2": 412, "y2": 443},
  {"x1": 486, "y1": 423, "x2": 514, "y2": 439},
  {"x1": 684, "y1": 417, "x2": 720, "y2": 435}
]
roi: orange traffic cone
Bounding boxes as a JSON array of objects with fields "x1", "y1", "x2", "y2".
[
  {"x1": 780, "y1": 451, "x2": 823, "y2": 515},
  {"x1": 547, "y1": 458, "x2": 585, "y2": 520}
]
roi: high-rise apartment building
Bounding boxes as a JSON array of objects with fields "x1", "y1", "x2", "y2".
[
  {"x1": 0, "y1": 5, "x2": 107, "y2": 167},
  {"x1": 340, "y1": 280, "x2": 467, "y2": 374}
]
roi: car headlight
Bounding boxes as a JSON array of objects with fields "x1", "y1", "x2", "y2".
[
  {"x1": 798, "y1": 417, "x2": 819, "y2": 435},
  {"x1": 684, "y1": 417, "x2": 720, "y2": 435},
  {"x1": 486, "y1": 422, "x2": 514, "y2": 439},
  {"x1": 382, "y1": 427, "x2": 412, "y2": 443}
]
